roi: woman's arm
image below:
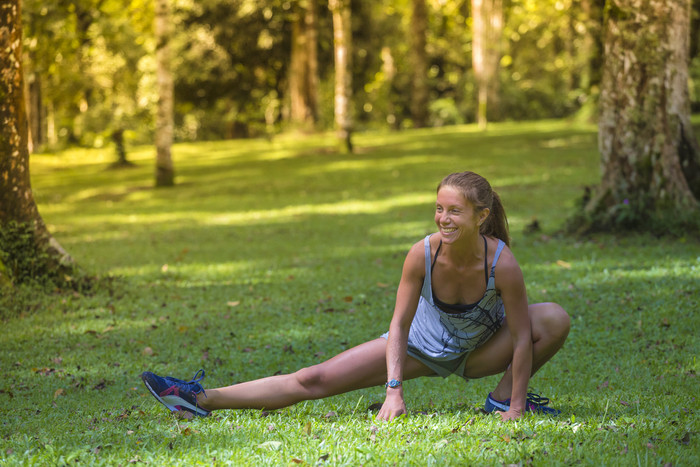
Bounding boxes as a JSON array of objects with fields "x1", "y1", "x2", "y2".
[
  {"x1": 495, "y1": 247, "x2": 532, "y2": 420},
  {"x1": 376, "y1": 241, "x2": 425, "y2": 421}
]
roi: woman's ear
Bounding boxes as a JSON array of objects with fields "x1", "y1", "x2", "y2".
[{"x1": 478, "y1": 208, "x2": 490, "y2": 226}]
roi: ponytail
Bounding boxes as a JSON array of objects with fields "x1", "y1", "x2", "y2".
[{"x1": 480, "y1": 190, "x2": 510, "y2": 247}]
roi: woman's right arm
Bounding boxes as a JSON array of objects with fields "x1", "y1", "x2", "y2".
[{"x1": 376, "y1": 241, "x2": 425, "y2": 421}]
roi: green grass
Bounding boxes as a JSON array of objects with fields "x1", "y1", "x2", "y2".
[{"x1": 1, "y1": 120, "x2": 698, "y2": 465}]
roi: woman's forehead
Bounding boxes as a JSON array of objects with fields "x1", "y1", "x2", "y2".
[{"x1": 436, "y1": 186, "x2": 472, "y2": 206}]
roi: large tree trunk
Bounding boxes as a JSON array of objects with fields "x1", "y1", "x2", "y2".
[
  {"x1": 581, "y1": 0, "x2": 700, "y2": 232},
  {"x1": 289, "y1": 0, "x2": 319, "y2": 131},
  {"x1": 471, "y1": 0, "x2": 503, "y2": 129},
  {"x1": 0, "y1": 0, "x2": 72, "y2": 285},
  {"x1": 155, "y1": 0, "x2": 175, "y2": 187},
  {"x1": 409, "y1": 0, "x2": 429, "y2": 128},
  {"x1": 329, "y1": 0, "x2": 353, "y2": 153}
]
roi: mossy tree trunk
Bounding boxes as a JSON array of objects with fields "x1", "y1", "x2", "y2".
[
  {"x1": 155, "y1": 0, "x2": 175, "y2": 187},
  {"x1": 578, "y1": 0, "x2": 700, "y2": 233},
  {"x1": 329, "y1": 0, "x2": 353, "y2": 153},
  {"x1": 0, "y1": 0, "x2": 72, "y2": 285}
]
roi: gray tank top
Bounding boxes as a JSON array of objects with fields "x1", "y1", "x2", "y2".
[{"x1": 406, "y1": 234, "x2": 506, "y2": 362}]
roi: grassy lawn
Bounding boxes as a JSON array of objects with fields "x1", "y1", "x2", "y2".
[{"x1": 1, "y1": 120, "x2": 698, "y2": 465}]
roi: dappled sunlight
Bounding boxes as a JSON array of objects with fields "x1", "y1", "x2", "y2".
[{"x1": 207, "y1": 192, "x2": 434, "y2": 225}]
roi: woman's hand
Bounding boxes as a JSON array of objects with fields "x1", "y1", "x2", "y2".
[
  {"x1": 499, "y1": 408, "x2": 523, "y2": 421},
  {"x1": 376, "y1": 391, "x2": 407, "y2": 421}
]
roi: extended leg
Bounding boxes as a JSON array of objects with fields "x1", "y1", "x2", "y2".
[{"x1": 198, "y1": 338, "x2": 434, "y2": 411}]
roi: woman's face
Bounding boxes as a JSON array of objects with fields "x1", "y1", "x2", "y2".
[{"x1": 434, "y1": 186, "x2": 488, "y2": 243}]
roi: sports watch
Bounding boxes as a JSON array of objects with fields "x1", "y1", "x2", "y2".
[{"x1": 385, "y1": 379, "x2": 402, "y2": 389}]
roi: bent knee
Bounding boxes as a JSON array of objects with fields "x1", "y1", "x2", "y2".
[{"x1": 534, "y1": 302, "x2": 570, "y2": 339}]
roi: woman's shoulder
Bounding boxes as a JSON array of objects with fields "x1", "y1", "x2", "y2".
[{"x1": 488, "y1": 238, "x2": 524, "y2": 288}]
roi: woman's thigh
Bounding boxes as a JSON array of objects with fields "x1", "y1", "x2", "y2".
[{"x1": 461, "y1": 302, "x2": 557, "y2": 379}]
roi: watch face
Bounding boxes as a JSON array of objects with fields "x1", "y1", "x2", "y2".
[{"x1": 387, "y1": 379, "x2": 401, "y2": 388}]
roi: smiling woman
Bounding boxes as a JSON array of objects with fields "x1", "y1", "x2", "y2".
[{"x1": 141, "y1": 171, "x2": 571, "y2": 422}]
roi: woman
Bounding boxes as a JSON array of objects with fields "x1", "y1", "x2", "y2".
[{"x1": 142, "y1": 171, "x2": 570, "y2": 421}]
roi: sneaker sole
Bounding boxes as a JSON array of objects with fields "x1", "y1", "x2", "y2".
[{"x1": 141, "y1": 373, "x2": 209, "y2": 417}]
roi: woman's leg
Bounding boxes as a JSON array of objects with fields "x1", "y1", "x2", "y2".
[
  {"x1": 462, "y1": 302, "x2": 570, "y2": 399},
  {"x1": 198, "y1": 338, "x2": 435, "y2": 411}
]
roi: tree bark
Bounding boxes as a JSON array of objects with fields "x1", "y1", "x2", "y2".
[
  {"x1": 155, "y1": 0, "x2": 175, "y2": 187},
  {"x1": 290, "y1": 0, "x2": 319, "y2": 130},
  {"x1": 471, "y1": 0, "x2": 503, "y2": 129},
  {"x1": 582, "y1": 0, "x2": 700, "y2": 231},
  {"x1": 409, "y1": 0, "x2": 429, "y2": 128},
  {"x1": 289, "y1": 0, "x2": 319, "y2": 131},
  {"x1": 329, "y1": 0, "x2": 353, "y2": 153},
  {"x1": 0, "y1": 0, "x2": 72, "y2": 284}
]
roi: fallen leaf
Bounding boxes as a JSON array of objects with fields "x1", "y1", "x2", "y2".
[
  {"x1": 597, "y1": 380, "x2": 609, "y2": 390},
  {"x1": 291, "y1": 459, "x2": 303, "y2": 464},
  {"x1": 318, "y1": 454, "x2": 329, "y2": 462},
  {"x1": 53, "y1": 388, "x2": 65, "y2": 399},
  {"x1": 178, "y1": 326, "x2": 188, "y2": 333},
  {"x1": 161, "y1": 264, "x2": 169, "y2": 272},
  {"x1": 324, "y1": 411, "x2": 337, "y2": 419},
  {"x1": 142, "y1": 347, "x2": 154, "y2": 356},
  {"x1": 257, "y1": 441, "x2": 282, "y2": 451},
  {"x1": 174, "y1": 410, "x2": 194, "y2": 420},
  {"x1": 227, "y1": 301, "x2": 240, "y2": 307},
  {"x1": 102, "y1": 325, "x2": 115, "y2": 333},
  {"x1": 376, "y1": 282, "x2": 389, "y2": 288},
  {"x1": 304, "y1": 422, "x2": 312, "y2": 436},
  {"x1": 556, "y1": 260, "x2": 572, "y2": 269},
  {"x1": 343, "y1": 296, "x2": 353, "y2": 302},
  {"x1": 677, "y1": 432, "x2": 691, "y2": 445},
  {"x1": 619, "y1": 400, "x2": 630, "y2": 406}
]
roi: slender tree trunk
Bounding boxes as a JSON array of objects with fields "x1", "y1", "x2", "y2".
[
  {"x1": 329, "y1": 0, "x2": 353, "y2": 153},
  {"x1": 289, "y1": 0, "x2": 319, "y2": 130},
  {"x1": 409, "y1": 0, "x2": 429, "y2": 128},
  {"x1": 471, "y1": 0, "x2": 502, "y2": 129},
  {"x1": 579, "y1": 0, "x2": 700, "y2": 232},
  {"x1": 0, "y1": 0, "x2": 72, "y2": 284},
  {"x1": 155, "y1": 0, "x2": 175, "y2": 187}
]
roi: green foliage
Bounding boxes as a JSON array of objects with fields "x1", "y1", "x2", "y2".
[
  {"x1": 21, "y1": 0, "x2": 609, "y2": 145},
  {"x1": 2, "y1": 122, "x2": 698, "y2": 465}
]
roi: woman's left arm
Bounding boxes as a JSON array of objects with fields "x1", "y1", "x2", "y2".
[{"x1": 495, "y1": 248, "x2": 532, "y2": 421}]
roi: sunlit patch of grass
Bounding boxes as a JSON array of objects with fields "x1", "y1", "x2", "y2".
[{"x1": 2, "y1": 120, "x2": 698, "y2": 465}]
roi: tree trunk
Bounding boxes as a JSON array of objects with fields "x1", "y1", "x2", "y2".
[
  {"x1": 329, "y1": 0, "x2": 353, "y2": 153},
  {"x1": 155, "y1": 0, "x2": 175, "y2": 187},
  {"x1": 0, "y1": 0, "x2": 72, "y2": 284},
  {"x1": 409, "y1": 0, "x2": 429, "y2": 128},
  {"x1": 580, "y1": 0, "x2": 700, "y2": 232},
  {"x1": 471, "y1": 0, "x2": 503, "y2": 129},
  {"x1": 289, "y1": 0, "x2": 319, "y2": 130}
]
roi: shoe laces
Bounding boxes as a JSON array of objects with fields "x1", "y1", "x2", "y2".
[
  {"x1": 526, "y1": 392, "x2": 550, "y2": 407},
  {"x1": 166, "y1": 369, "x2": 207, "y2": 397}
]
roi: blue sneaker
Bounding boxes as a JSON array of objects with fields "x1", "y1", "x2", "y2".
[
  {"x1": 141, "y1": 369, "x2": 210, "y2": 417},
  {"x1": 484, "y1": 392, "x2": 561, "y2": 416}
]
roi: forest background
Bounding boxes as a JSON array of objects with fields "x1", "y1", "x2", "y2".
[{"x1": 20, "y1": 0, "x2": 662, "y2": 152}]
